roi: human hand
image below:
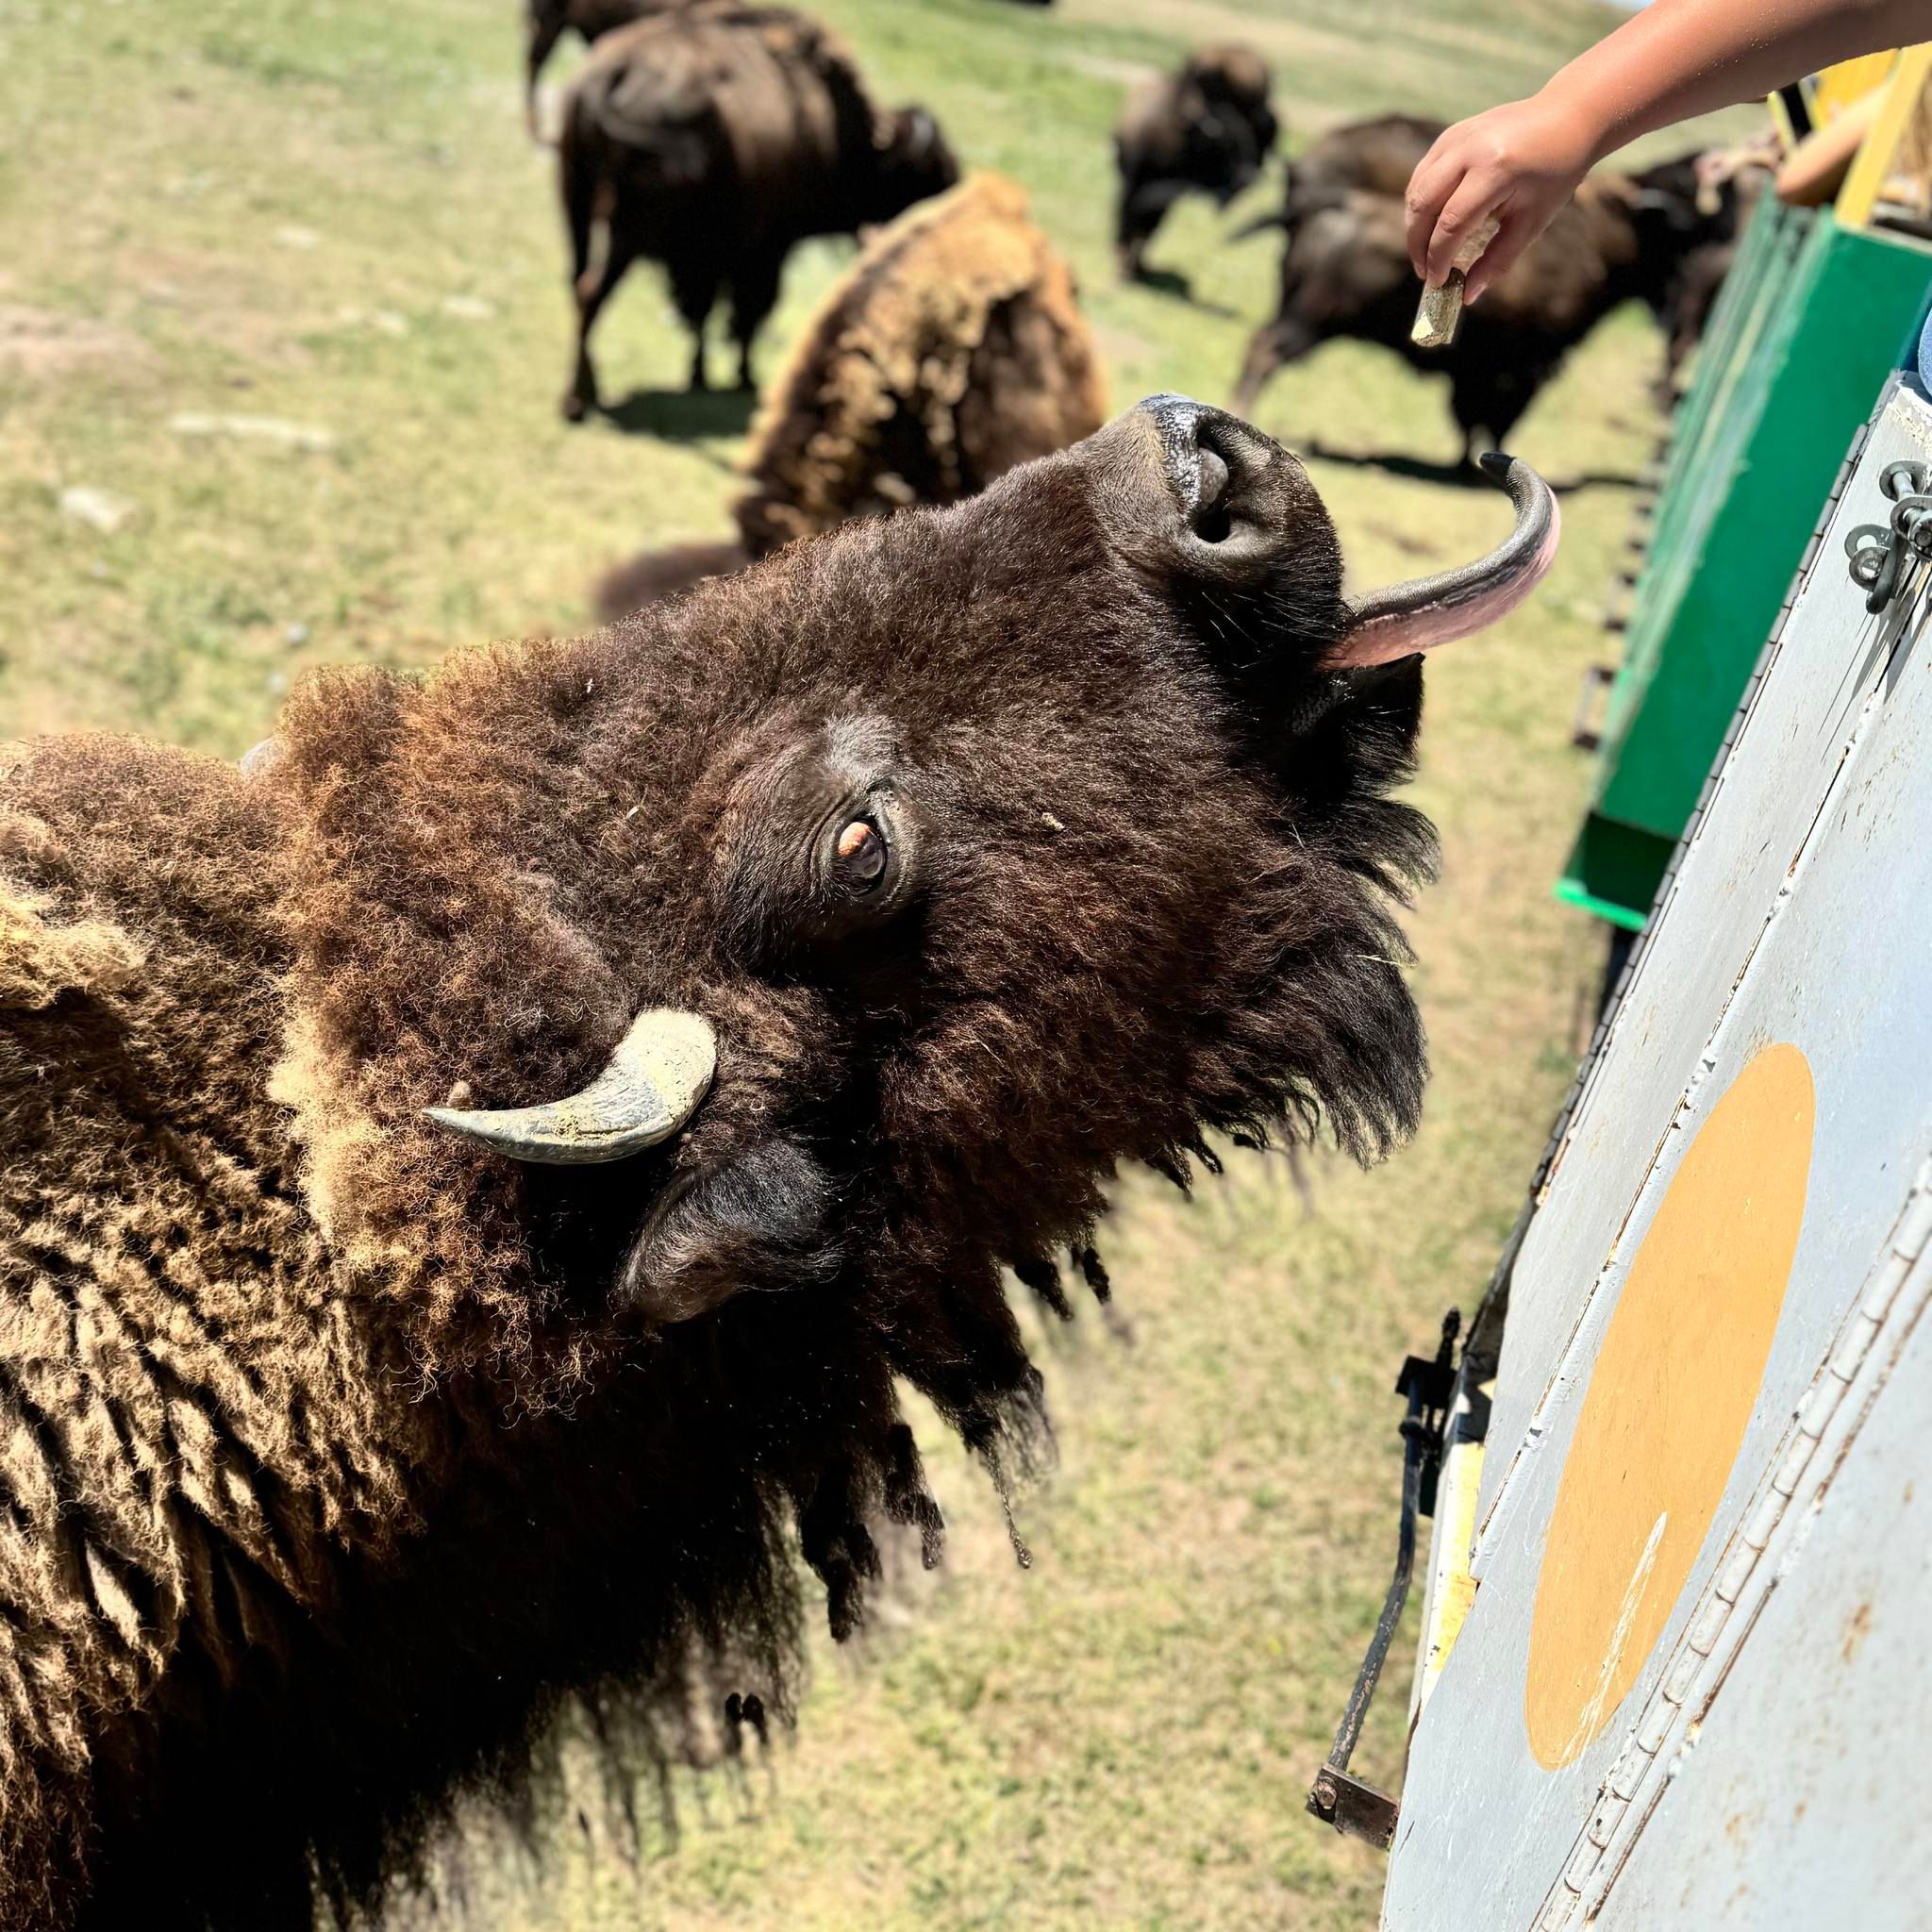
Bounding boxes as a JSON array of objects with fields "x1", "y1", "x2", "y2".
[{"x1": 1404, "y1": 94, "x2": 1601, "y2": 304}]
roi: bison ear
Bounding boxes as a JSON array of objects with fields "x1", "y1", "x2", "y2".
[
  {"x1": 1323, "y1": 454, "x2": 1558, "y2": 670},
  {"x1": 425, "y1": 1008, "x2": 716, "y2": 1163},
  {"x1": 619, "y1": 1135, "x2": 841, "y2": 1324},
  {"x1": 884, "y1": 106, "x2": 940, "y2": 161}
]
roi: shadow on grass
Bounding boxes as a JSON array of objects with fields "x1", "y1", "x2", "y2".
[
  {"x1": 1303, "y1": 440, "x2": 1643, "y2": 494},
  {"x1": 1127, "y1": 265, "x2": 1241, "y2": 319},
  {"x1": 600, "y1": 387, "x2": 758, "y2": 441}
]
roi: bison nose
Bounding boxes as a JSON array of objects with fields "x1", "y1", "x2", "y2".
[{"x1": 1136, "y1": 392, "x2": 1288, "y2": 555}]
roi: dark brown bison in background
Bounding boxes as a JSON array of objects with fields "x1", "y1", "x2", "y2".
[
  {"x1": 1115, "y1": 43, "x2": 1277, "y2": 280},
  {"x1": 524, "y1": 0, "x2": 683, "y2": 140},
  {"x1": 1233, "y1": 116, "x2": 1739, "y2": 458},
  {"x1": 558, "y1": 3, "x2": 957, "y2": 416},
  {"x1": 595, "y1": 170, "x2": 1109, "y2": 615},
  {"x1": 1652, "y1": 139, "x2": 1774, "y2": 398},
  {"x1": 0, "y1": 393, "x2": 1555, "y2": 1929}
]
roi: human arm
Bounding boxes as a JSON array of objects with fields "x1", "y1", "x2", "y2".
[{"x1": 1406, "y1": 0, "x2": 1932, "y2": 302}]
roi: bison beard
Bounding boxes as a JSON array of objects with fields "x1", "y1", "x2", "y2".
[{"x1": 0, "y1": 400, "x2": 1553, "y2": 1929}]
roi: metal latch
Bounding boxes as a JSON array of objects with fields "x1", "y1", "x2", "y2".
[
  {"x1": 1845, "y1": 460, "x2": 1932, "y2": 613},
  {"x1": 1306, "y1": 1308, "x2": 1459, "y2": 1851}
]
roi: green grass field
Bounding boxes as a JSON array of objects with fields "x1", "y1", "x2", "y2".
[{"x1": 0, "y1": 0, "x2": 1754, "y2": 1925}]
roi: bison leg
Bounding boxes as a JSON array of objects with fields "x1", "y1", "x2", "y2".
[
  {"x1": 1115, "y1": 183, "x2": 1149, "y2": 280},
  {"x1": 1451, "y1": 367, "x2": 1533, "y2": 460},
  {"x1": 1117, "y1": 178, "x2": 1187, "y2": 280},
  {"x1": 1231, "y1": 312, "x2": 1316, "y2": 418},
  {"x1": 563, "y1": 235, "x2": 638, "y2": 424},
  {"x1": 726, "y1": 255, "x2": 783, "y2": 392},
  {"x1": 667, "y1": 258, "x2": 723, "y2": 393}
]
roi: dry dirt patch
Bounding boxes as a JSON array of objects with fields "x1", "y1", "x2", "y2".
[{"x1": 0, "y1": 304, "x2": 148, "y2": 380}]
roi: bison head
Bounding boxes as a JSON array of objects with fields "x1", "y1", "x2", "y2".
[
  {"x1": 866, "y1": 104, "x2": 960, "y2": 223},
  {"x1": 276, "y1": 395, "x2": 1552, "y2": 1621}
]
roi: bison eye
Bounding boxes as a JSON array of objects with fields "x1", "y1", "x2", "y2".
[{"x1": 834, "y1": 818, "x2": 888, "y2": 891}]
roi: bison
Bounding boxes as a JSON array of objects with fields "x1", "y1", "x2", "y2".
[
  {"x1": 0, "y1": 396, "x2": 1555, "y2": 1929},
  {"x1": 594, "y1": 170, "x2": 1109, "y2": 616},
  {"x1": 1653, "y1": 139, "x2": 1774, "y2": 399},
  {"x1": 1114, "y1": 44, "x2": 1277, "y2": 281},
  {"x1": 558, "y1": 3, "x2": 957, "y2": 417},
  {"x1": 1233, "y1": 118, "x2": 1735, "y2": 459},
  {"x1": 524, "y1": 0, "x2": 685, "y2": 142}
]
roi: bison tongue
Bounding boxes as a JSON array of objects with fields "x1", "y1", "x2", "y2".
[{"x1": 1324, "y1": 453, "x2": 1558, "y2": 670}]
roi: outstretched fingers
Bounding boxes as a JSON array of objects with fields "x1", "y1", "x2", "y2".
[{"x1": 1404, "y1": 138, "x2": 1468, "y2": 284}]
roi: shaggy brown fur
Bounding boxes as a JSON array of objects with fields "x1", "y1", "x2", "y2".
[
  {"x1": 1, "y1": 400, "x2": 1435, "y2": 1929},
  {"x1": 1114, "y1": 44, "x2": 1277, "y2": 280},
  {"x1": 1232, "y1": 123, "x2": 1739, "y2": 458},
  {"x1": 595, "y1": 172, "x2": 1109, "y2": 618},
  {"x1": 557, "y1": 4, "x2": 957, "y2": 415}
]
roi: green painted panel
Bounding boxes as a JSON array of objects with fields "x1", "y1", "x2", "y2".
[
  {"x1": 1562, "y1": 206, "x2": 1932, "y2": 924},
  {"x1": 1557, "y1": 816, "x2": 1672, "y2": 933}
]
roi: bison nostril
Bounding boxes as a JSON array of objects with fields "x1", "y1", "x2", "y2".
[
  {"x1": 1191, "y1": 446, "x2": 1233, "y2": 541},
  {"x1": 1136, "y1": 393, "x2": 1284, "y2": 548}
]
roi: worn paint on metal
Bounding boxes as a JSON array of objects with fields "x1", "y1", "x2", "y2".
[
  {"x1": 1537, "y1": 1157, "x2": 1932, "y2": 1929},
  {"x1": 1524, "y1": 1045, "x2": 1813, "y2": 1769},
  {"x1": 1384, "y1": 376, "x2": 1932, "y2": 1931},
  {"x1": 1475, "y1": 385, "x2": 1930, "y2": 1554},
  {"x1": 1409, "y1": 1424, "x2": 1482, "y2": 1724}
]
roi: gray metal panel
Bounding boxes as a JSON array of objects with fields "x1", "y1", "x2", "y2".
[
  {"x1": 1385, "y1": 375, "x2": 1932, "y2": 1930},
  {"x1": 1590, "y1": 1224, "x2": 1932, "y2": 1932},
  {"x1": 1472, "y1": 379, "x2": 1924, "y2": 1550}
]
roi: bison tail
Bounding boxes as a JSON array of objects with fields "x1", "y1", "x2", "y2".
[{"x1": 594, "y1": 541, "x2": 751, "y2": 621}]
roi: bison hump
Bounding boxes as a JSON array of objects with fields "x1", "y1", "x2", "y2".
[{"x1": 0, "y1": 867, "x2": 144, "y2": 1013}]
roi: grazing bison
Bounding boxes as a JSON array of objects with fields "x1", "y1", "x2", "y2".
[
  {"x1": 1267, "y1": 111, "x2": 1437, "y2": 210},
  {"x1": 1233, "y1": 120, "x2": 1734, "y2": 458},
  {"x1": 524, "y1": 0, "x2": 685, "y2": 141},
  {"x1": 1114, "y1": 44, "x2": 1277, "y2": 280},
  {"x1": 558, "y1": 4, "x2": 957, "y2": 417},
  {"x1": 0, "y1": 395, "x2": 1555, "y2": 1929},
  {"x1": 595, "y1": 170, "x2": 1109, "y2": 616}
]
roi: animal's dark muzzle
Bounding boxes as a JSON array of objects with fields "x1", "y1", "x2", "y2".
[{"x1": 1134, "y1": 392, "x2": 1305, "y2": 567}]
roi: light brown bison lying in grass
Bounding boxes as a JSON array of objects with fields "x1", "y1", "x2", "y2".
[
  {"x1": 558, "y1": 2, "x2": 956, "y2": 414},
  {"x1": 595, "y1": 170, "x2": 1109, "y2": 615},
  {"x1": 0, "y1": 396, "x2": 1555, "y2": 1928}
]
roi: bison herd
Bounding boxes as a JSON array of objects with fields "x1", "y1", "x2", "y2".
[
  {"x1": 2, "y1": 1, "x2": 1760, "y2": 1925},
  {"x1": 529, "y1": 1, "x2": 1760, "y2": 603}
]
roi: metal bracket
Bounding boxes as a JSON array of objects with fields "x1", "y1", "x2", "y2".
[
  {"x1": 1307, "y1": 1765, "x2": 1400, "y2": 1851},
  {"x1": 1572, "y1": 663, "x2": 1615, "y2": 752},
  {"x1": 1844, "y1": 460, "x2": 1932, "y2": 613},
  {"x1": 1306, "y1": 1308, "x2": 1460, "y2": 1849}
]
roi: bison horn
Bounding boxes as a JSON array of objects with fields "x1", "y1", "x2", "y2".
[
  {"x1": 424, "y1": 1008, "x2": 716, "y2": 1164},
  {"x1": 1325, "y1": 453, "x2": 1559, "y2": 670}
]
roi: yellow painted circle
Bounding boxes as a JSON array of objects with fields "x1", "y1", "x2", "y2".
[{"x1": 1524, "y1": 1042, "x2": 1814, "y2": 1769}]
